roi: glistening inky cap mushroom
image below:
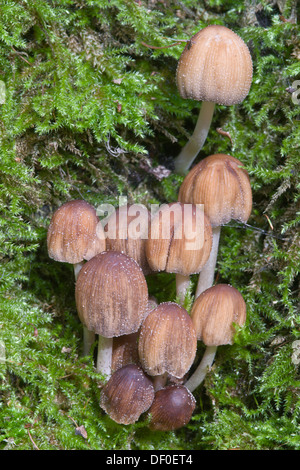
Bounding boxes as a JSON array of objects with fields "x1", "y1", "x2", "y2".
[
  {"x1": 138, "y1": 302, "x2": 197, "y2": 379},
  {"x1": 191, "y1": 284, "x2": 247, "y2": 346},
  {"x1": 178, "y1": 154, "x2": 252, "y2": 227},
  {"x1": 100, "y1": 364, "x2": 155, "y2": 425},
  {"x1": 176, "y1": 25, "x2": 253, "y2": 106},
  {"x1": 47, "y1": 199, "x2": 105, "y2": 264},
  {"x1": 75, "y1": 251, "x2": 148, "y2": 338}
]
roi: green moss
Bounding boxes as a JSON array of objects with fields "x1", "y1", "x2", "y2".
[{"x1": 0, "y1": 0, "x2": 299, "y2": 450}]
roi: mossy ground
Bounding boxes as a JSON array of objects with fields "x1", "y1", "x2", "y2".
[{"x1": 0, "y1": 0, "x2": 299, "y2": 450}]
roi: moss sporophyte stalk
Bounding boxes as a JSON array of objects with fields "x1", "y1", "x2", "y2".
[{"x1": 1, "y1": 0, "x2": 299, "y2": 450}]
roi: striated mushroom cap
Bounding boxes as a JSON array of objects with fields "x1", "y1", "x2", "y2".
[
  {"x1": 104, "y1": 204, "x2": 152, "y2": 275},
  {"x1": 176, "y1": 25, "x2": 253, "y2": 106},
  {"x1": 148, "y1": 385, "x2": 196, "y2": 431},
  {"x1": 100, "y1": 364, "x2": 155, "y2": 425},
  {"x1": 75, "y1": 251, "x2": 148, "y2": 337},
  {"x1": 146, "y1": 202, "x2": 212, "y2": 275},
  {"x1": 138, "y1": 302, "x2": 197, "y2": 379},
  {"x1": 191, "y1": 283, "x2": 247, "y2": 346},
  {"x1": 178, "y1": 154, "x2": 252, "y2": 227},
  {"x1": 47, "y1": 199, "x2": 105, "y2": 264}
]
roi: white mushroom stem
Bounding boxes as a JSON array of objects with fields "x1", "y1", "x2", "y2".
[
  {"x1": 176, "y1": 273, "x2": 191, "y2": 305},
  {"x1": 195, "y1": 226, "x2": 221, "y2": 298},
  {"x1": 74, "y1": 261, "x2": 96, "y2": 356},
  {"x1": 174, "y1": 101, "x2": 215, "y2": 174},
  {"x1": 184, "y1": 345, "x2": 217, "y2": 393},
  {"x1": 96, "y1": 336, "x2": 113, "y2": 378}
]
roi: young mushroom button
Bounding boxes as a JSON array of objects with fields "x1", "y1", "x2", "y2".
[{"x1": 174, "y1": 25, "x2": 253, "y2": 174}]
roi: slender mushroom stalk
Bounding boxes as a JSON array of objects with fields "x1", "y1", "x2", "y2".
[
  {"x1": 184, "y1": 284, "x2": 247, "y2": 393},
  {"x1": 75, "y1": 251, "x2": 149, "y2": 379},
  {"x1": 174, "y1": 101, "x2": 215, "y2": 175},
  {"x1": 174, "y1": 25, "x2": 253, "y2": 174},
  {"x1": 47, "y1": 199, "x2": 106, "y2": 356},
  {"x1": 178, "y1": 154, "x2": 253, "y2": 300}
]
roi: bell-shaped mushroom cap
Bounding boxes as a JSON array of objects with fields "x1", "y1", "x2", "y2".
[
  {"x1": 146, "y1": 202, "x2": 212, "y2": 276},
  {"x1": 191, "y1": 284, "x2": 247, "y2": 346},
  {"x1": 104, "y1": 204, "x2": 151, "y2": 275},
  {"x1": 138, "y1": 302, "x2": 197, "y2": 379},
  {"x1": 148, "y1": 385, "x2": 196, "y2": 431},
  {"x1": 75, "y1": 251, "x2": 148, "y2": 338},
  {"x1": 47, "y1": 199, "x2": 106, "y2": 264},
  {"x1": 176, "y1": 25, "x2": 253, "y2": 106},
  {"x1": 178, "y1": 154, "x2": 252, "y2": 227},
  {"x1": 100, "y1": 364, "x2": 155, "y2": 425}
]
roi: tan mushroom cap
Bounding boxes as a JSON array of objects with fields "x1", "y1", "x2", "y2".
[
  {"x1": 138, "y1": 302, "x2": 197, "y2": 379},
  {"x1": 178, "y1": 154, "x2": 252, "y2": 227},
  {"x1": 176, "y1": 25, "x2": 253, "y2": 106},
  {"x1": 146, "y1": 202, "x2": 212, "y2": 276},
  {"x1": 191, "y1": 284, "x2": 247, "y2": 346},
  {"x1": 75, "y1": 251, "x2": 148, "y2": 338},
  {"x1": 47, "y1": 199, "x2": 106, "y2": 264}
]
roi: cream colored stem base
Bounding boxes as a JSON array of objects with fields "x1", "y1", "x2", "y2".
[
  {"x1": 174, "y1": 101, "x2": 215, "y2": 174},
  {"x1": 96, "y1": 336, "x2": 113, "y2": 379},
  {"x1": 195, "y1": 226, "x2": 221, "y2": 298},
  {"x1": 176, "y1": 273, "x2": 191, "y2": 305},
  {"x1": 184, "y1": 345, "x2": 217, "y2": 393}
]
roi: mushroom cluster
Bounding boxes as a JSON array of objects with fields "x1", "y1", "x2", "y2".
[{"x1": 46, "y1": 24, "x2": 253, "y2": 432}]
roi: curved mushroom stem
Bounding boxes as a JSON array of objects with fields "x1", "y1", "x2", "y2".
[
  {"x1": 74, "y1": 261, "x2": 96, "y2": 356},
  {"x1": 174, "y1": 101, "x2": 215, "y2": 175},
  {"x1": 96, "y1": 336, "x2": 113, "y2": 378},
  {"x1": 184, "y1": 345, "x2": 217, "y2": 393},
  {"x1": 184, "y1": 227, "x2": 220, "y2": 392},
  {"x1": 176, "y1": 273, "x2": 191, "y2": 305},
  {"x1": 195, "y1": 226, "x2": 221, "y2": 298}
]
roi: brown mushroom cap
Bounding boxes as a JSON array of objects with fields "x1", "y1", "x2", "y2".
[
  {"x1": 191, "y1": 284, "x2": 247, "y2": 346},
  {"x1": 148, "y1": 385, "x2": 196, "y2": 431},
  {"x1": 176, "y1": 25, "x2": 253, "y2": 106},
  {"x1": 138, "y1": 302, "x2": 197, "y2": 379},
  {"x1": 104, "y1": 204, "x2": 151, "y2": 275},
  {"x1": 100, "y1": 364, "x2": 155, "y2": 425},
  {"x1": 146, "y1": 202, "x2": 212, "y2": 276},
  {"x1": 75, "y1": 251, "x2": 148, "y2": 338},
  {"x1": 47, "y1": 199, "x2": 105, "y2": 264},
  {"x1": 178, "y1": 154, "x2": 252, "y2": 227}
]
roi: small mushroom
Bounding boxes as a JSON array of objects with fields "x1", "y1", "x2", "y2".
[
  {"x1": 100, "y1": 364, "x2": 155, "y2": 425},
  {"x1": 104, "y1": 203, "x2": 152, "y2": 275},
  {"x1": 75, "y1": 251, "x2": 148, "y2": 378},
  {"x1": 47, "y1": 199, "x2": 106, "y2": 354},
  {"x1": 148, "y1": 385, "x2": 196, "y2": 431},
  {"x1": 174, "y1": 25, "x2": 253, "y2": 174},
  {"x1": 146, "y1": 202, "x2": 212, "y2": 304},
  {"x1": 184, "y1": 284, "x2": 247, "y2": 393},
  {"x1": 138, "y1": 302, "x2": 197, "y2": 390},
  {"x1": 178, "y1": 154, "x2": 252, "y2": 298}
]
